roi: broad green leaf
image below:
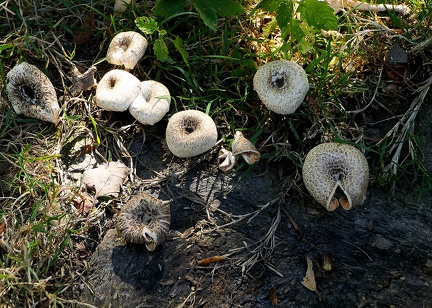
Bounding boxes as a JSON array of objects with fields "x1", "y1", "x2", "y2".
[
  {"x1": 250, "y1": 0, "x2": 280, "y2": 15},
  {"x1": 154, "y1": 37, "x2": 169, "y2": 62},
  {"x1": 194, "y1": 0, "x2": 218, "y2": 30},
  {"x1": 206, "y1": 0, "x2": 244, "y2": 17},
  {"x1": 135, "y1": 16, "x2": 159, "y2": 35},
  {"x1": 152, "y1": 0, "x2": 186, "y2": 17},
  {"x1": 276, "y1": 0, "x2": 293, "y2": 31},
  {"x1": 298, "y1": 0, "x2": 338, "y2": 31}
]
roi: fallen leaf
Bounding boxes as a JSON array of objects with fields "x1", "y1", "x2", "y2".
[
  {"x1": 301, "y1": 256, "x2": 317, "y2": 292},
  {"x1": 82, "y1": 161, "x2": 130, "y2": 198},
  {"x1": 73, "y1": 11, "x2": 95, "y2": 45},
  {"x1": 269, "y1": 285, "x2": 278, "y2": 306},
  {"x1": 323, "y1": 252, "x2": 334, "y2": 271},
  {"x1": 70, "y1": 65, "x2": 97, "y2": 93},
  {"x1": 197, "y1": 255, "x2": 226, "y2": 265}
]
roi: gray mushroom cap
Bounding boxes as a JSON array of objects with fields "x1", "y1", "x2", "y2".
[
  {"x1": 253, "y1": 60, "x2": 309, "y2": 115},
  {"x1": 95, "y1": 69, "x2": 141, "y2": 111},
  {"x1": 302, "y1": 142, "x2": 369, "y2": 211},
  {"x1": 7, "y1": 62, "x2": 60, "y2": 124},
  {"x1": 116, "y1": 193, "x2": 171, "y2": 251},
  {"x1": 129, "y1": 80, "x2": 171, "y2": 125},
  {"x1": 166, "y1": 110, "x2": 218, "y2": 158},
  {"x1": 106, "y1": 31, "x2": 148, "y2": 70}
]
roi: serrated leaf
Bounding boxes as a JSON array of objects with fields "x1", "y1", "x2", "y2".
[
  {"x1": 276, "y1": 0, "x2": 293, "y2": 31},
  {"x1": 154, "y1": 37, "x2": 169, "y2": 62},
  {"x1": 298, "y1": 0, "x2": 338, "y2": 31},
  {"x1": 194, "y1": 0, "x2": 218, "y2": 30},
  {"x1": 152, "y1": 0, "x2": 186, "y2": 17},
  {"x1": 135, "y1": 16, "x2": 159, "y2": 35}
]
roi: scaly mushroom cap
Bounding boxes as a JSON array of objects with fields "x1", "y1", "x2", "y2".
[
  {"x1": 253, "y1": 60, "x2": 309, "y2": 115},
  {"x1": 302, "y1": 143, "x2": 369, "y2": 211},
  {"x1": 7, "y1": 62, "x2": 60, "y2": 124},
  {"x1": 129, "y1": 80, "x2": 171, "y2": 125},
  {"x1": 95, "y1": 69, "x2": 141, "y2": 111},
  {"x1": 166, "y1": 110, "x2": 218, "y2": 158},
  {"x1": 116, "y1": 193, "x2": 171, "y2": 251},
  {"x1": 231, "y1": 131, "x2": 260, "y2": 164},
  {"x1": 106, "y1": 31, "x2": 148, "y2": 70}
]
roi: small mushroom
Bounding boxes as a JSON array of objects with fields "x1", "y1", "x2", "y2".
[
  {"x1": 302, "y1": 142, "x2": 369, "y2": 211},
  {"x1": 253, "y1": 60, "x2": 309, "y2": 115},
  {"x1": 95, "y1": 69, "x2": 141, "y2": 111},
  {"x1": 129, "y1": 80, "x2": 171, "y2": 125},
  {"x1": 231, "y1": 131, "x2": 260, "y2": 164},
  {"x1": 218, "y1": 148, "x2": 237, "y2": 173},
  {"x1": 116, "y1": 193, "x2": 171, "y2": 251},
  {"x1": 166, "y1": 110, "x2": 218, "y2": 158},
  {"x1": 114, "y1": 0, "x2": 132, "y2": 13},
  {"x1": 7, "y1": 62, "x2": 60, "y2": 124},
  {"x1": 106, "y1": 31, "x2": 148, "y2": 70}
]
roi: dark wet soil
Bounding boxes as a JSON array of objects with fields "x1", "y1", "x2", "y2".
[{"x1": 79, "y1": 112, "x2": 432, "y2": 307}]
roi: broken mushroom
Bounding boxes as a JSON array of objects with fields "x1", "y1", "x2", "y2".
[
  {"x1": 116, "y1": 193, "x2": 171, "y2": 251},
  {"x1": 95, "y1": 69, "x2": 141, "y2": 111},
  {"x1": 302, "y1": 142, "x2": 369, "y2": 211},
  {"x1": 166, "y1": 110, "x2": 218, "y2": 158},
  {"x1": 231, "y1": 131, "x2": 260, "y2": 165},
  {"x1": 7, "y1": 62, "x2": 61, "y2": 124},
  {"x1": 129, "y1": 80, "x2": 171, "y2": 125},
  {"x1": 106, "y1": 31, "x2": 148, "y2": 70},
  {"x1": 253, "y1": 60, "x2": 309, "y2": 115}
]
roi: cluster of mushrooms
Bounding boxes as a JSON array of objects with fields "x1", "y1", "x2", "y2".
[{"x1": 6, "y1": 34, "x2": 369, "y2": 251}]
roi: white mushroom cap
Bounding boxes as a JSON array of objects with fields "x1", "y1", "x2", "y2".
[
  {"x1": 129, "y1": 80, "x2": 171, "y2": 125},
  {"x1": 6, "y1": 62, "x2": 60, "y2": 124},
  {"x1": 302, "y1": 142, "x2": 369, "y2": 211},
  {"x1": 116, "y1": 193, "x2": 171, "y2": 251},
  {"x1": 106, "y1": 31, "x2": 148, "y2": 70},
  {"x1": 253, "y1": 60, "x2": 309, "y2": 115},
  {"x1": 114, "y1": 0, "x2": 132, "y2": 12},
  {"x1": 95, "y1": 69, "x2": 141, "y2": 111},
  {"x1": 166, "y1": 110, "x2": 218, "y2": 158}
]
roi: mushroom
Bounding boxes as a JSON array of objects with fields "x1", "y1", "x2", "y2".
[
  {"x1": 106, "y1": 31, "x2": 148, "y2": 70},
  {"x1": 166, "y1": 110, "x2": 218, "y2": 158},
  {"x1": 6, "y1": 62, "x2": 61, "y2": 124},
  {"x1": 129, "y1": 80, "x2": 171, "y2": 125},
  {"x1": 218, "y1": 148, "x2": 237, "y2": 173},
  {"x1": 114, "y1": 0, "x2": 132, "y2": 13},
  {"x1": 116, "y1": 193, "x2": 171, "y2": 251},
  {"x1": 253, "y1": 60, "x2": 309, "y2": 115},
  {"x1": 95, "y1": 69, "x2": 141, "y2": 111},
  {"x1": 231, "y1": 131, "x2": 260, "y2": 164},
  {"x1": 302, "y1": 142, "x2": 369, "y2": 211}
]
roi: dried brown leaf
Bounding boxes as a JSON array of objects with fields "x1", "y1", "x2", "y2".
[
  {"x1": 269, "y1": 285, "x2": 278, "y2": 306},
  {"x1": 197, "y1": 256, "x2": 226, "y2": 265},
  {"x1": 301, "y1": 256, "x2": 317, "y2": 292},
  {"x1": 82, "y1": 161, "x2": 130, "y2": 198}
]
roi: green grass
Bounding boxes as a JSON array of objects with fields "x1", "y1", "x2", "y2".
[{"x1": 0, "y1": 0, "x2": 431, "y2": 305}]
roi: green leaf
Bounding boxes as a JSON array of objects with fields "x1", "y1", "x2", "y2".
[
  {"x1": 194, "y1": 0, "x2": 218, "y2": 30},
  {"x1": 135, "y1": 16, "x2": 159, "y2": 35},
  {"x1": 276, "y1": 0, "x2": 293, "y2": 31},
  {"x1": 172, "y1": 36, "x2": 189, "y2": 65},
  {"x1": 298, "y1": 0, "x2": 338, "y2": 31},
  {"x1": 152, "y1": 0, "x2": 186, "y2": 17},
  {"x1": 207, "y1": 0, "x2": 244, "y2": 17},
  {"x1": 154, "y1": 37, "x2": 169, "y2": 62},
  {"x1": 250, "y1": 0, "x2": 280, "y2": 15}
]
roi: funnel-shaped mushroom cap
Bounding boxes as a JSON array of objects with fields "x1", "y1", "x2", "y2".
[
  {"x1": 106, "y1": 31, "x2": 148, "y2": 70},
  {"x1": 302, "y1": 143, "x2": 369, "y2": 211},
  {"x1": 253, "y1": 60, "x2": 309, "y2": 115},
  {"x1": 116, "y1": 193, "x2": 171, "y2": 251},
  {"x1": 7, "y1": 62, "x2": 60, "y2": 124},
  {"x1": 166, "y1": 110, "x2": 218, "y2": 158},
  {"x1": 129, "y1": 80, "x2": 171, "y2": 125},
  {"x1": 232, "y1": 131, "x2": 260, "y2": 164},
  {"x1": 95, "y1": 69, "x2": 141, "y2": 111}
]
